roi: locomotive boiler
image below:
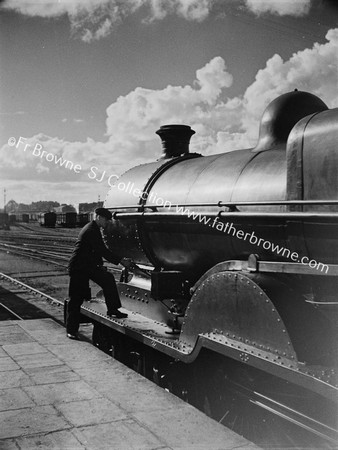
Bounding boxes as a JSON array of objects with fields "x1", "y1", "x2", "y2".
[{"x1": 74, "y1": 90, "x2": 338, "y2": 447}]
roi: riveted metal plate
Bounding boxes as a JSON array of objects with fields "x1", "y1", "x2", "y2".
[{"x1": 181, "y1": 270, "x2": 297, "y2": 361}]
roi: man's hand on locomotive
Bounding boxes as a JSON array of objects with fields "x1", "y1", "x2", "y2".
[{"x1": 120, "y1": 257, "x2": 135, "y2": 269}]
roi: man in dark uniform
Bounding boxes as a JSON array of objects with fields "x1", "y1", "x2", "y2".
[{"x1": 66, "y1": 207, "x2": 134, "y2": 339}]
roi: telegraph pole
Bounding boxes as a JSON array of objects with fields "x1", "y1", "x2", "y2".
[{"x1": 3, "y1": 188, "x2": 6, "y2": 213}]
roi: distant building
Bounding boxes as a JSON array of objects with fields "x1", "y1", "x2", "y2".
[
  {"x1": 78, "y1": 201, "x2": 103, "y2": 213},
  {"x1": 54, "y1": 204, "x2": 77, "y2": 213},
  {"x1": 5, "y1": 200, "x2": 60, "y2": 214}
]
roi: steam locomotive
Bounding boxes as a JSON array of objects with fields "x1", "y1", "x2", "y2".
[{"x1": 72, "y1": 90, "x2": 338, "y2": 447}]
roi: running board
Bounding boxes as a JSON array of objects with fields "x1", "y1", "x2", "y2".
[{"x1": 79, "y1": 300, "x2": 338, "y2": 403}]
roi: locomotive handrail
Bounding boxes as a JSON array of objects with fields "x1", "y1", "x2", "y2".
[
  {"x1": 108, "y1": 200, "x2": 338, "y2": 211},
  {"x1": 219, "y1": 200, "x2": 338, "y2": 206},
  {"x1": 111, "y1": 211, "x2": 338, "y2": 219}
]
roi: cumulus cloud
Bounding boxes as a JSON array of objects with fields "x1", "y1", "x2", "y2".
[
  {"x1": 104, "y1": 28, "x2": 338, "y2": 154},
  {"x1": 241, "y1": 27, "x2": 338, "y2": 134},
  {"x1": 2, "y1": 0, "x2": 313, "y2": 42},
  {"x1": 244, "y1": 0, "x2": 311, "y2": 16},
  {"x1": 144, "y1": 0, "x2": 213, "y2": 22},
  {"x1": 105, "y1": 56, "x2": 233, "y2": 137},
  {"x1": 2, "y1": 0, "x2": 214, "y2": 42},
  {"x1": 102, "y1": 56, "x2": 240, "y2": 158},
  {"x1": 1, "y1": 28, "x2": 337, "y2": 203},
  {"x1": 0, "y1": 134, "x2": 89, "y2": 182},
  {"x1": 171, "y1": 0, "x2": 212, "y2": 21}
]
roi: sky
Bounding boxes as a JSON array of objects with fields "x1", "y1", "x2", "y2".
[{"x1": 0, "y1": 0, "x2": 337, "y2": 209}]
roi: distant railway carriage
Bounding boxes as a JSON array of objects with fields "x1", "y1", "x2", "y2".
[
  {"x1": 21, "y1": 213, "x2": 29, "y2": 223},
  {"x1": 76, "y1": 212, "x2": 90, "y2": 227},
  {"x1": 0, "y1": 213, "x2": 9, "y2": 230},
  {"x1": 8, "y1": 213, "x2": 29, "y2": 223},
  {"x1": 29, "y1": 213, "x2": 39, "y2": 222},
  {"x1": 56, "y1": 212, "x2": 77, "y2": 228},
  {"x1": 39, "y1": 212, "x2": 57, "y2": 227}
]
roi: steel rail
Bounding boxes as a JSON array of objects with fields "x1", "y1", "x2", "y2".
[
  {"x1": 0, "y1": 230, "x2": 76, "y2": 241},
  {"x1": 1, "y1": 243, "x2": 68, "y2": 259},
  {"x1": 0, "y1": 302, "x2": 24, "y2": 320},
  {"x1": 0, "y1": 244, "x2": 68, "y2": 268},
  {"x1": 0, "y1": 272, "x2": 63, "y2": 306}
]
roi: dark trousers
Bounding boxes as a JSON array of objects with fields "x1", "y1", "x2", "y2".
[{"x1": 66, "y1": 268, "x2": 121, "y2": 334}]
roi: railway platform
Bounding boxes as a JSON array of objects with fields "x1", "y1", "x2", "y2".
[{"x1": 0, "y1": 318, "x2": 259, "y2": 450}]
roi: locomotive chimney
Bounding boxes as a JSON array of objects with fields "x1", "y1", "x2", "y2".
[{"x1": 156, "y1": 124, "x2": 195, "y2": 159}]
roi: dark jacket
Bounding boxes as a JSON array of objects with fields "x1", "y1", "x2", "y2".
[{"x1": 68, "y1": 220, "x2": 121, "y2": 273}]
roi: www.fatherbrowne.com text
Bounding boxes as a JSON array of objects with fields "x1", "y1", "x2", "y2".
[{"x1": 114, "y1": 181, "x2": 329, "y2": 274}]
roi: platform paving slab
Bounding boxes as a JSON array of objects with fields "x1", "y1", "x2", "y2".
[
  {"x1": 0, "y1": 356, "x2": 20, "y2": 372},
  {"x1": 46, "y1": 341, "x2": 115, "y2": 369},
  {"x1": 2, "y1": 342, "x2": 48, "y2": 357},
  {"x1": 72, "y1": 419, "x2": 165, "y2": 450},
  {"x1": 55, "y1": 397, "x2": 128, "y2": 427},
  {"x1": 24, "y1": 364, "x2": 81, "y2": 385},
  {"x1": 0, "y1": 346, "x2": 8, "y2": 357},
  {"x1": 132, "y1": 407, "x2": 259, "y2": 450},
  {"x1": 22, "y1": 379, "x2": 99, "y2": 406},
  {"x1": 0, "y1": 405, "x2": 71, "y2": 440},
  {"x1": 8, "y1": 351, "x2": 64, "y2": 370},
  {"x1": 0, "y1": 369, "x2": 33, "y2": 389},
  {"x1": 0, "y1": 387, "x2": 35, "y2": 411},
  {"x1": 17, "y1": 328, "x2": 70, "y2": 345},
  {"x1": 0, "y1": 319, "x2": 260, "y2": 450},
  {"x1": 10, "y1": 430, "x2": 86, "y2": 450},
  {"x1": 0, "y1": 325, "x2": 35, "y2": 345}
]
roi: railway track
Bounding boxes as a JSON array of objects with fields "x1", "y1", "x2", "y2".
[
  {"x1": 0, "y1": 272, "x2": 63, "y2": 306},
  {"x1": 7, "y1": 222, "x2": 78, "y2": 238},
  {"x1": 0, "y1": 271, "x2": 94, "y2": 341},
  {"x1": 0, "y1": 271, "x2": 64, "y2": 322},
  {"x1": 0, "y1": 243, "x2": 69, "y2": 267},
  {"x1": 0, "y1": 224, "x2": 75, "y2": 268},
  {"x1": 0, "y1": 301, "x2": 24, "y2": 320},
  {"x1": 0, "y1": 227, "x2": 117, "y2": 273},
  {"x1": 0, "y1": 226, "x2": 72, "y2": 321}
]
